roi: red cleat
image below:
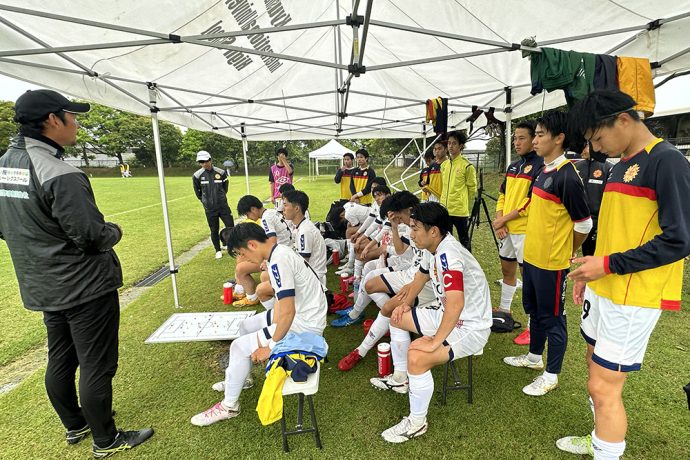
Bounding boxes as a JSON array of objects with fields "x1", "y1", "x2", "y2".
[
  {"x1": 338, "y1": 349, "x2": 363, "y2": 371},
  {"x1": 513, "y1": 329, "x2": 531, "y2": 346}
]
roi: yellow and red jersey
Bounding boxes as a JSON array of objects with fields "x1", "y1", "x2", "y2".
[
  {"x1": 334, "y1": 168, "x2": 354, "y2": 200},
  {"x1": 590, "y1": 138, "x2": 690, "y2": 310},
  {"x1": 350, "y1": 167, "x2": 376, "y2": 205},
  {"x1": 524, "y1": 156, "x2": 590, "y2": 270},
  {"x1": 419, "y1": 162, "x2": 442, "y2": 201},
  {"x1": 496, "y1": 151, "x2": 544, "y2": 234}
]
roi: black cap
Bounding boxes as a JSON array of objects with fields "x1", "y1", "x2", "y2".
[{"x1": 13, "y1": 89, "x2": 90, "y2": 123}]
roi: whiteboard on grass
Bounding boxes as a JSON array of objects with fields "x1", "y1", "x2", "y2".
[{"x1": 145, "y1": 311, "x2": 256, "y2": 344}]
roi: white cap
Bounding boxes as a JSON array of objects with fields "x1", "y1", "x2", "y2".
[{"x1": 196, "y1": 150, "x2": 211, "y2": 162}]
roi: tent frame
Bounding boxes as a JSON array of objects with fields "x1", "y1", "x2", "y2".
[{"x1": 2, "y1": 4, "x2": 690, "y2": 307}]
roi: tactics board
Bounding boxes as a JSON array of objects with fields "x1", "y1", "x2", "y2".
[{"x1": 145, "y1": 311, "x2": 256, "y2": 344}]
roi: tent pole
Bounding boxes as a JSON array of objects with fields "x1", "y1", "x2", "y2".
[
  {"x1": 421, "y1": 122, "x2": 427, "y2": 168},
  {"x1": 148, "y1": 84, "x2": 180, "y2": 309},
  {"x1": 504, "y1": 86, "x2": 512, "y2": 172},
  {"x1": 241, "y1": 123, "x2": 250, "y2": 193}
]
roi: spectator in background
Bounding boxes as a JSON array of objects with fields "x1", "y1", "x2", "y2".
[
  {"x1": 440, "y1": 130, "x2": 476, "y2": 249},
  {"x1": 349, "y1": 148, "x2": 377, "y2": 205},
  {"x1": 575, "y1": 142, "x2": 611, "y2": 256},
  {"x1": 420, "y1": 147, "x2": 443, "y2": 203},
  {"x1": 269, "y1": 147, "x2": 294, "y2": 209},
  {"x1": 335, "y1": 152, "x2": 355, "y2": 203},
  {"x1": 193, "y1": 150, "x2": 235, "y2": 259}
]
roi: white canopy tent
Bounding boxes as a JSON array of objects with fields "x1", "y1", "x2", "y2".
[
  {"x1": 2, "y1": 1, "x2": 690, "y2": 307},
  {"x1": 308, "y1": 139, "x2": 354, "y2": 177}
]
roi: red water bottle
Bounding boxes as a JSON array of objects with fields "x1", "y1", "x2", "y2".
[
  {"x1": 339, "y1": 273, "x2": 349, "y2": 294},
  {"x1": 363, "y1": 319, "x2": 373, "y2": 336},
  {"x1": 377, "y1": 343, "x2": 392, "y2": 377},
  {"x1": 223, "y1": 282, "x2": 234, "y2": 305},
  {"x1": 332, "y1": 249, "x2": 340, "y2": 266}
]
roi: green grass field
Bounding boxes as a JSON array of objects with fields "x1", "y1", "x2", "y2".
[{"x1": 0, "y1": 173, "x2": 688, "y2": 459}]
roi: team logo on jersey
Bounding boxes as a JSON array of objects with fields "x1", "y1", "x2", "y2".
[
  {"x1": 262, "y1": 220, "x2": 270, "y2": 232},
  {"x1": 440, "y1": 253, "x2": 449, "y2": 271},
  {"x1": 543, "y1": 177, "x2": 553, "y2": 189},
  {"x1": 363, "y1": 171, "x2": 368, "y2": 176},
  {"x1": 523, "y1": 165, "x2": 533, "y2": 174},
  {"x1": 300, "y1": 234, "x2": 305, "y2": 250},
  {"x1": 271, "y1": 264, "x2": 282, "y2": 288},
  {"x1": 593, "y1": 169, "x2": 602, "y2": 178},
  {"x1": 623, "y1": 164, "x2": 640, "y2": 183},
  {"x1": 215, "y1": 173, "x2": 221, "y2": 179}
]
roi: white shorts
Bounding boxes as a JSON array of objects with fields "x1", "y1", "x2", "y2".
[
  {"x1": 498, "y1": 233, "x2": 525, "y2": 264},
  {"x1": 379, "y1": 270, "x2": 436, "y2": 306},
  {"x1": 410, "y1": 307, "x2": 490, "y2": 360},
  {"x1": 580, "y1": 287, "x2": 662, "y2": 372}
]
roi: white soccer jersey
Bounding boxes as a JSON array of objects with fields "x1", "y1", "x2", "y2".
[
  {"x1": 267, "y1": 244, "x2": 327, "y2": 335},
  {"x1": 344, "y1": 202, "x2": 370, "y2": 226},
  {"x1": 419, "y1": 233, "x2": 492, "y2": 331},
  {"x1": 294, "y1": 218, "x2": 327, "y2": 282},
  {"x1": 261, "y1": 208, "x2": 292, "y2": 246},
  {"x1": 358, "y1": 202, "x2": 380, "y2": 235},
  {"x1": 400, "y1": 233, "x2": 426, "y2": 279}
]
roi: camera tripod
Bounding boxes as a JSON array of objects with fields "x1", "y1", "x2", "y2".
[{"x1": 467, "y1": 168, "x2": 499, "y2": 253}]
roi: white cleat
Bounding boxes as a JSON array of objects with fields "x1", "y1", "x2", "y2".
[
  {"x1": 522, "y1": 375, "x2": 558, "y2": 396},
  {"x1": 503, "y1": 354, "x2": 544, "y2": 370},
  {"x1": 211, "y1": 377, "x2": 254, "y2": 391},
  {"x1": 556, "y1": 434, "x2": 593, "y2": 455},
  {"x1": 215, "y1": 251, "x2": 223, "y2": 259},
  {"x1": 381, "y1": 416, "x2": 428, "y2": 443},
  {"x1": 370, "y1": 375, "x2": 409, "y2": 394},
  {"x1": 495, "y1": 278, "x2": 523, "y2": 288},
  {"x1": 190, "y1": 401, "x2": 240, "y2": 426}
]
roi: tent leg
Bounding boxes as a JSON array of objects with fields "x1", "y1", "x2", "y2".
[
  {"x1": 241, "y1": 123, "x2": 250, "y2": 193},
  {"x1": 504, "y1": 87, "x2": 512, "y2": 172},
  {"x1": 149, "y1": 90, "x2": 180, "y2": 309}
]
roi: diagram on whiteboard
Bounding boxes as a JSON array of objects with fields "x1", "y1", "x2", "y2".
[{"x1": 145, "y1": 311, "x2": 256, "y2": 344}]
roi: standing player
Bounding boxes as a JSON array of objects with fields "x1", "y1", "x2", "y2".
[
  {"x1": 378, "y1": 202, "x2": 492, "y2": 443},
  {"x1": 269, "y1": 147, "x2": 294, "y2": 209},
  {"x1": 503, "y1": 111, "x2": 592, "y2": 396},
  {"x1": 556, "y1": 90, "x2": 690, "y2": 459},
  {"x1": 191, "y1": 223, "x2": 326, "y2": 426},
  {"x1": 193, "y1": 150, "x2": 235, "y2": 259},
  {"x1": 335, "y1": 152, "x2": 355, "y2": 203},
  {"x1": 349, "y1": 148, "x2": 377, "y2": 205},
  {"x1": 440, "y1": 131, "x2": 476, "y2": 249},
  {"x1": 492, "y1": 120, "x2": 543, "y2": 344},
  {"x1": 231, "y1": 195, "x2": 292, "y2": 308}
]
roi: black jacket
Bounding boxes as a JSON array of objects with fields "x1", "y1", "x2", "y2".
[
  {"x1": 193, "y1": 166, "x2": 230, "y2": 212},
  {"x1": 0, "y1": 135, "x2": 123, "y2": 311},
  {"x1": 575, "y1": 158, "x2": 612, "y2": 225}
]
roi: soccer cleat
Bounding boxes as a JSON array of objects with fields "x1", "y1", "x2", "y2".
[
  {"x1": 232, "y1": 291, "x2": 246, "y2": 301},
  {"x1": 513, "y1": 328, "x2": 531, "y2": 345},
  {"x1": 232, "y1": 297, "x2": 260, "y2": 308},
  {"x1": 66, "y1": 425, "x2": 91, "y2": 445},
  {"x1": 190, "y1": 402, "x2": 240, "y2": 427},
  {"x1": 211, "y1": 377, "x2": 254, "y2": 391},
  {"x1": 381, "y1": 416, "x2": 428, "y2": 443},
  {"x1": 370, "y1": 375, "x2": 409, "y2": 394},
  {"x1": 335, "y1": 306, "x2": 353, "y2": 317},
  {"x1": 556, "y1": 434, "x2": 593, "y2": 455},
  {"x1": 335, "y1": 266, "x2": 352, "y2": 276},
  {"x1": 338, "y1": 349, "x2": 363, "y2": 371},
  {"x1": 522, "y1": 375, "x2": 558, "y2": 396},
  {"x1": 495, "y1": 278, "x2": 523, "y2": 288},
  {"x1": 503, "y1": 354, "x2": 544, "y2": 370},
  {"x1": 344, "y1": 275, "x2": 356, "y2": 285},
  {"x1": 92, "y1": 428, "x2": 154, "y2": 458},
  {"x1": 331, "y1": 312, "x2": 365, "y2": 328},
  {"x1": 215, "y1": 251, "x2": 223, "y2": 259}
]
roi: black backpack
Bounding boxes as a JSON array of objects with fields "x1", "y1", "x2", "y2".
[{"x1": 491, "y1": 311, "x2": 522, "y2": 333}]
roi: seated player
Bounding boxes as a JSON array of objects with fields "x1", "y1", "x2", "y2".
[
  {"x1": 335, "y1": 201, "x2": 371, "y2": 275},
  {"x1": 378, "y1": 202, "x2": 492, "y2": 443},
  {"x1": 277, "y1": 183, "x2": 311, "y2": 222},
  {"x1": 232, "y1": 195, "x2": 292, "y2": 308},
  {"x1": 349, "y1": 184, "x2": 391, "y2": 282},
  {"x1": 191, "y1": 223, "x2": 326, "y2": 426}
]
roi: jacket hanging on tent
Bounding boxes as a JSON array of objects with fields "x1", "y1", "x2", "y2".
[
  {"x1": 426, "y1": 97, "x2": 448, "y2": 135},
  {"x1": 617, "y1": 56, "x2": 656, "y2": 117}
]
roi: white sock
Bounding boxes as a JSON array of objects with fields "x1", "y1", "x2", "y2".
[
  {"x1": 347, "y1": 241, "x2": 355, "y2": 266},
  {"x1": 527, "y1": 352, "x2": 542, "y2": 363},
  {"x1": 222, "y1": 332, "x2": 258, "y2": 407},
  {"x1": 370, "y1": 291, "x2": 391, "y2": 309},
  {"x1": 592, "y1": 430, "x2": 626, "y2": 460},
  {"x1": 238, "y1": 311, "x2": 269, "y2": 336},
  {"x1": 354, "y1": 259, "x2": 364, "y2": 278},
  {"x1": 389, "y1": 326, "x2": 410, "y2": 374},
  {"x1": 350, "y1": 270, "x2": 378, "y2": 317},
  {"x1": 357, "y1": 313, "x2": 390, "y2": 357},
  {"x1": 246, "y1": 292, "x2": 258, "y2": 301},
  {"x1": 260, "y1": 297, "x2": 275, "y2": 310},
  {"x1": 499, "y1": 281, "x2": 517, "y2": 312},
  {"x1": 408, "y1": 371, "x2": 434, "y2": 419},
  {"x1": 542, "y1": 371, "x2": 558, "y2": 384}
]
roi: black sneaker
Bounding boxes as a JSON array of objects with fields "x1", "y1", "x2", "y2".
[
  {"x1": 66, "y1": 425, "x2": 91, "y2": 445},
  {"x1": 92, "y1": 428, "x2": 154, "y2": 458}
]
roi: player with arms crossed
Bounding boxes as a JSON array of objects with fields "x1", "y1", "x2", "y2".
[{"x1": 379, "y1": 202, "x2": 492, "y2": 443}]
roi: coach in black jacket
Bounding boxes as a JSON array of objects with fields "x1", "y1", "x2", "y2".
[
  {"x1": 0, "y1": 90, "x2": 152, "y2": 456},
  {"x1": 192, "y1": 150, "x2": 234, "y2": 259}
]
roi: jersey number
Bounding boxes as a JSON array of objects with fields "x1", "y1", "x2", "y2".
[{"x1": 581, "y1": 299, "x2": 591, "y2": 320}]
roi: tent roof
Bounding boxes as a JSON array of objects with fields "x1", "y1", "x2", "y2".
[
  {"x1": 1, "y1": 1, "x2": 689, "y2": 140},
  {"x1": 308, "y1": 139, "x2": 354, "y2": 159}
]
